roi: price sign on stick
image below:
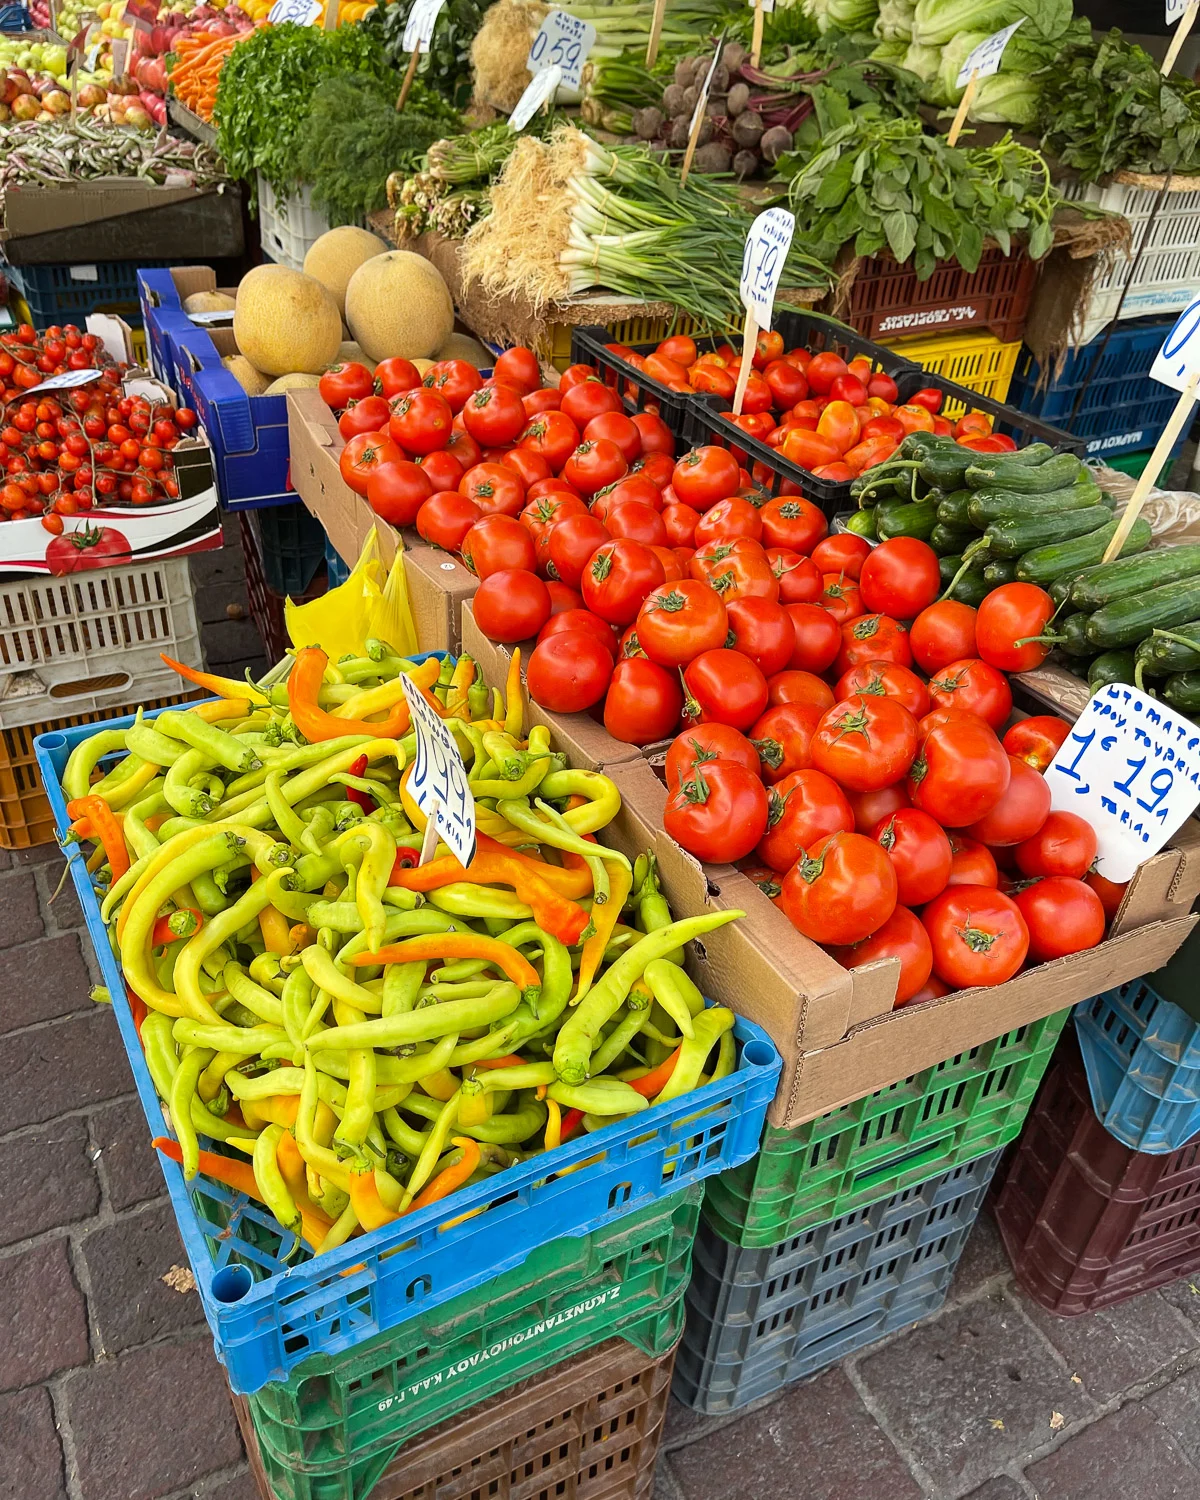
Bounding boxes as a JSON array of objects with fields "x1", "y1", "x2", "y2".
[
  {"x1": 510, "y1": 63, "x2": 562, "y2": 130},
  {"x1": 18, "y1": 370, "x2": 103, "y2": 400},
  {"x1": 733, "y1": 208, "x2": 794, "y2": 417},
  {"x1": 680, "y1": 33, "x2": 725, "y2": 187},
  {"x1": 267, "y1": 0, "x2": 321, "y2": 23},
  {"x1": 1044, "y1": 684, "x2": 1200, "y2": 882},
  {"x1": 956, "y1": 18, "x2": 1025, "y2": 86},
  {"x1": 400, "y1": 674, "x2": 476, "y2": 869},
  {"x1": 403, "y1": 0, "x2": 447, "y2": 51},
  {"x1": 1165, "y1": 0, "x2": 1200, "y2": 74},
  {"x1": 528, "y1": 11, "x2": 595, "y2": 92}
]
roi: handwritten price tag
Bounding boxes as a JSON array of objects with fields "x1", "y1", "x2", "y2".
[
  {"x1": 750, "y1": 0, "x2": 775, "y2": 12},
  {"x1": 956, "y1": 18, "x2": 1025, "y2": 86},
  {"x1": 1150, "y1": 296, "x2": 1200, "y2": 395},
  {"x1": 19, "y1": 370, "x2": 103, "y2": 399},
  {"x1": 267, "y1": 0, "x2": 321, "y2": 21},
  {"x1": 527, "y1": 10, "x2": 596, "y2": 92},
  {"x1": 740, "y1": 208, "x2": 795, "y2": 332},
  {"x1": 403, "y1": 0, "x2": 448, "y2": 54},
  {"x1": 1044, "y1": 683, "x2": 1200, "y2": 881},
  {"x1": 510, "y1": 63, "x2": 562, "y2": 130},
  {"x1": 400, "y1": 673, "x2": 476, "y2": 869}
]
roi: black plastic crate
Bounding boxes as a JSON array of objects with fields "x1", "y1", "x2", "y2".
[
  {"x1": 672, "y1": 1150, "x2": 1002, "y2": 1415},
  {"x1": 247, "y1": 501, "x2": 328, "y2": 597}
]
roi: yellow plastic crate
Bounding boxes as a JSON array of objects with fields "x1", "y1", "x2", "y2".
[{"x1": 884, "y1": 331, "x2": 1021, "y2": 416}]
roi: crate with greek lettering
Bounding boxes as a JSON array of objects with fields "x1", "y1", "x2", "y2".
[{"x1": 243, "y1": 1188, "x2": 698, "y2": 1500}]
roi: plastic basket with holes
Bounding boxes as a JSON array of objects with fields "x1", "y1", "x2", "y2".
[
  {"x1": 673, "y1": 1150, "x2": 1002, "y2": 1414},
  {"x1": 33, "y1": 700, "x2": 782, "y2": 1393},
  {"x1": 257, "y1": 176, "x2": 350, "y2": 272},
  {"x1": 0, "y1": 555, "x2": 202, "y2": 731}
]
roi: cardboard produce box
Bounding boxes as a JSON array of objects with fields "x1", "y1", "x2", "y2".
[{"x1": 287, "y1": 389, "x2": 477, "y2": 653}]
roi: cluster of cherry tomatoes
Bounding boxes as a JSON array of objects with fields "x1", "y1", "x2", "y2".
[
  {"x1": 612, "y1": 331, "x2": 1016, "y2": 484},
  {"x1": 0, "y1": 324, "x2": 198, "y2": 528}
]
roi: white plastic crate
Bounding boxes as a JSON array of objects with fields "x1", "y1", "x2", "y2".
[
  {"x1": 0, "y1": 555, "x2": 203, "y2": 729},
  {"x1": 256, "y1": 175, "x2": 343, "y2": 272},
  {"x1": 1058, "y1": 178, "x2": 1200, "y2": 343}
]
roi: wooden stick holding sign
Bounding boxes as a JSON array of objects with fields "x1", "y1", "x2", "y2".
[
  {"x1": 1164, "y1": 0, "x2": 1200, "y2": 76},
  {"x1": 750, "y1": 0, "x2": 765, "y2": 69},
  {"x1": 946, "y1": 70, "x2": 977, "y2": 147},
  {"x1": 1102, "y1": 371, "x2": 1200, "y2": 562},
  {"x1": 645, "y1": 0, "x2": 667, "y2": 67},
  {"x1": 679, "y1": 33, "x2": 724, "y2": 188},
  {"x1": 419, "y1": 803, "x2": 440, "y2": 866},
  {"x1": 397, "y1": 47, "x2": 421, "y2": 110},
  {"x1": 732, "y1": 316, "x2": 758, "y2": 418},
  {"x1": 323, "y1": 0, "x2": 339, "y2": 30}
]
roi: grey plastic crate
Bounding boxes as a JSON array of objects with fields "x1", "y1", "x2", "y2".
[{"x1": 674, "y1": 1151, "x2": 1001, "y2": 1414}]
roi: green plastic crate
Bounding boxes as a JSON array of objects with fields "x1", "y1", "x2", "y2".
[
  {"x1": 247, "y1": 1186, "x2": 701, "y2": 1500},
  {"x1": 703, "y1": 1012, "x2": 1070, "y2": 1249},
  {"x1": 1101, "y1": 449, "x2": 1179, "y2": 488}
]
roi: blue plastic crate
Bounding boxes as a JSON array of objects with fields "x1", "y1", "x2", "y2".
[
  {"x1": 33, "y1": 708, "x2": 781, "y2": 1396},
  {"x1": 325, "y1": 537, "x2": 351, "y2": 590},
  {"x1": 3, "y1": 258, "x2": 157, "y2": 327},
  {"x1": 0, "y1": 4, "x2": 31, "y2": 27},
  {"x1": 1007, "y1": 317, "x2": 1180, "y2": 460},
  {"x1": 1076, "y1": 981, "x2": 1200, "y2": 1154}
]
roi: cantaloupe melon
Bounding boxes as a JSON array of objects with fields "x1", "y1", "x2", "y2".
[
  {"x1": 411, "y1": 358, "x2": 435, "y2": 375},
  {"x1": 344, "y1": 251, "x2": 454, "y2": 364},
  {"x1": 304, "y1": 226, "x2": 389, "y2": 319},
  {"x1": 338, "y1": 340, "x2": 376, "y2": 372},
  {"x1": 184, "y1": 290, "x2": 236, "y2": 314},
  {"x1": 233, "y1": 265, "x2": 342, "y2": 377},
  {"x1": 264, "y1": 373, "x2": 323, "y2": 394},
  {"x1": 222, "y1": 354, "x2": 271, "y2": 395},
  {"x1": 436, "y1": 331, "x2": 491, "y2": 368}
]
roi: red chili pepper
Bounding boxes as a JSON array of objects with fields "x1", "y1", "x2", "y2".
[
  {"x1": 392, "y1": 846, "x2": 421, "y2": 871},
  {"x1": 345, "y1": 753, "x2": 375, "y2": 812},
  {"x1": 560, "y1": 1108, "x2": 586, "y2": 1142}
]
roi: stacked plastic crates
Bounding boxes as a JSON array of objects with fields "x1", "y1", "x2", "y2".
[
  {"x1": 238, "y1": 503, "x2": 329, "y2": 665},
  {"x1": 0, "y1": 256, "x2": 160, "y2": 364},
  {"x1": 674, "y1": 1013, "x2": 1070, "y2": 1414}
]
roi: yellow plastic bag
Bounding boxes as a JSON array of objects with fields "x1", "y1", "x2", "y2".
[{"x1": 285, "y1": 528, "x2": 418, "y2": 660}]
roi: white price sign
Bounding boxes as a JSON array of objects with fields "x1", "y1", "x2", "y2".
[
  {"x1": 188, "y1": 310, "x2": 235, "y2": 325},
  {"x1": 956, "y1": 18, "x2": 1025, "y2": 86},
  {"x1": 510, "y1": 63, "x2": 562, "y2": 130},
  {"x1": 527, "y1": 11, "x2": 596, "y2": 92},
  {"x1": 1168, "y1": 0, "x2": 1193, "y2": 22},
  {"x1": 267, "y1": 0, "x2": 321, "y2": 21},
  {"x1": 751, "y1": 0, "x2": 775, "y2": 12},
  {"x1": 403, "y1": 0, "x2": 447, "y2": 54},
  {"x1": 1044, "y1": 683, "x2": 1200, "y2": 882},
  {"x1": 19, "y1": 369, "x2": 103, "y2": 399},
  {"x1": 739, "y1": 208, "x2": 794, "y2": 332},
  {"x1": 400, "y1": 673, "x2": 476, "y2": 869},
  {"x1": 689, "y1": 37, "x2": 723, "y2": 137},
  {"x1": 1150, "y1": 295, "x2": 1200, "y2": 394}
]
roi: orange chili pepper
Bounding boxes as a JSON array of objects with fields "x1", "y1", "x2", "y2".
[
  {"x1": 151, "y1": 908, "x2": 203, "y2": 946},
  {"x1": 276, "y1": 1132, "x2": 336, "y2": 1249},
  {"x1": 389, "y1": 850, "x2": 589, "y2": 945},
  {"x1": 153, "y1": 1137, "x2": 262, "y2": 1200},
  {"x1": 288, "y1": 647, "x2": 413, "y2": 741},
  {"x1": 626, "y1": 1046, "x2": 682, "y2": 1098},
  {"x1": 351, "y1": 934, "x2": 540, "y2": 993},
  {"x1": 410, "y1": 1137, "x2": 481, "y2": 1210},
  {"x1": 474, "y1": 832, "x2": 593, "y2": 898},
  {"x1": 348, "y1": 1168, "x2": 402, "y2": 1230},
  {"x1": 66, "y1": 794, "x2": 129, "y2": 880},
  {"x1": 470, "y1": 1054, "x2": 527, "y2": 1071},
  {"x1": 159, "y1": 653, "x2": 266, "y2": 705}
]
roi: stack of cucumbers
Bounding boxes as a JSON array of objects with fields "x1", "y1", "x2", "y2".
[{"x1": 848, "y1": 432, "x2": 1150, "y2": 608}]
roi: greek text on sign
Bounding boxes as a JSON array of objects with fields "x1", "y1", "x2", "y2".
[
  {"x1": 957, "y1": 18, "x2": 1025, "y2": 86},
  {"x1": 1044, "y1": 683, "x2": 1200, "y2": 882},
  {"x1": 400, "y1": 673, "x2": 476, "y2": 869},
  {"x1": 267, "y1": 0, "x2": 321, "y2": 22},
  {"x1": 403, "y1": 0, "x2": 448, "y2": 53},
  {"x1": 510, "y1": 63, "x2": 561, "y2": 131},
  {"x1": 22, "y1": 370, "x2": 103, "y2": 398},
  {"x1": 689, "y1": 34, "x2": 725, "y2": 136},
  {"x1": 1167, "y1": 0, "x2": 1193, "y2": 24},
  {"x1": 527, "y1": 11, "x2": 596, "y2": 92},
  {"x1": 1150, "y1": 296, "x2": 1200, "y2": 394},
  {"x1": 740, "y1": 208, "x2": 795, "y2": 332}
]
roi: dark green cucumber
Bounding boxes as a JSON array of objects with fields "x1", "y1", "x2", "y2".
[
  {"x1": 983, "y1": 506, "x2": 1112, "y2": 559},
  {"x1": 967, "y1": 480, "x2": 1104, "y2": 527},
  {"x1": 939, "y1": 554, "x2": 963, "y2": 588},
  {"x1": 1016, "y1": 516, "x2": 1153, "y2": 589},
  {"x1": 844, "y1": 508, "x2": 877, "y2": 540},
  {"x1": 1086, "y1": 576, "x2": 1200, "y2": 649},
  {"x1": 965, "y1": 451, "x2": 1084, "y2": 493},
  {"x1": 950, "y1": 569, "x2": 992, "y2": 606},
  {"x1": 1088, "y1": 651, "x2": 1136, "y2": 691},
  {"x1": 1055, "y1": 612, "x2": 1096, "y2": 657},
  {"x1": 1070, "y1": 544, "x2": 1200, "y2": 611},
  {"x1": 930, "y1": 522, "x2": 977, "y2": 555},
  {"x1": 1164, "y1": 672, "x2": 1200, "y2": 712},
  {"x1": 1137, "y1": 619, "x2": 1200, "y2": 675},
  {"x1": 936, "y1": 489, "x2": 977, "y2": 528},
  {"x1": 876, "y1": 498, "x2": 937, "y2": 541},
  {"x1": 983, "y1": 558, "x2": 1019, "y2": 585},
  {"x1": 917, "y1": 441, "x2": 977, "y2": 490}
]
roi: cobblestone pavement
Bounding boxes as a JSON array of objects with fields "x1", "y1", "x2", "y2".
[{"x1": 4, "y1": 526, "x2": 1200, "y2": 1499}]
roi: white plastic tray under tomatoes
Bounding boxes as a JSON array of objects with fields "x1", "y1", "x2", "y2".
[
  {"x1": 34, "y1": 704, "x2": 781, "y2": 1395},
  {"x1": 571, "y1": 312, "x2": 1082, "y2": 517}
]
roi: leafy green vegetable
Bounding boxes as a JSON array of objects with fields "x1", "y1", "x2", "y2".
[
  {"x1": 912, "y1": 0, "x2": 1071, "y2": 48},
  {"x1": 365, "y1": 0, "x2": 486, "y2": 110}
]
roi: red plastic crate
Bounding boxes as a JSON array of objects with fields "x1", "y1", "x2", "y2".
[
  {"x1": 845, "y1": 245, "x2": 1039, "y2": 344},
  {"x1": 993, "y1": 1031, "x2": 1200, "y2": 1316}
]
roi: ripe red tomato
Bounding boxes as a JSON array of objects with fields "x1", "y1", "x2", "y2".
[
  {"x1": 810, "y1": 533, "x2": 871, "y2": 580},
  {"x1": 691, "y1": 539, "x2": 779, "y2": 603},
  {"x1": 582, "y1": 539, "x2": 665, "y2": 625},
  {"x1": 662, "y1": 502, "x2": 701, "y2": 548},
  {"x1": 605, "y1": 502, "x2": 668, "y2": 548},
  {"x1": 632, "y1": 413, "x2": 675, "y2": 456},
  {"x1": 526, "y1": 630, "x2": 614, "y2": 713},
  {"x1": 603, "y1": 657, "x2": 684, "y2": 744},
  {"x1": 338, "y1": 395, "x2": 391, "y2": 440},
  {"x1": 778, "y1": 830, "x2": 898, "y2": 946},
  {"x1": 872, "y1": 807, "x2": 952, "y2": 906},
  {"x1": 976, "y1": 583, "x2": 1055, "y2": 672},
  {"x1": 460, "y1": 463, "x2": 525, "y2": 518},
  {"x1": 340, "y1": 431, "x2": 402, "y2": 496},
  {"x1": 806, "y1": 353, "x2": 850, "y2": 397},
  {"x1": 416, "y1": 490, "x2": 481, "y2": 552},
  {"x1": 503, "y1": 448, "x2": 552, "y2": 490},
  {"x1": 423, "y1": 359, "x2": 482, "y2": 415},
  {"x1": 835, "y1": 614, "x2": 912, "y2": 677},
  {"x1": 664, "y1": 759, "x2": 770, "y2": 864},
  {"x1": 583, "y1": 411, "x2": 642, "y2": 463},
  {"x1": 462, "y1": 514, "x2": 537, "y2": 578},
  {"x1": 682, "y1": 648, "x2": 769, "y2": 732},
  {"x1": 374, "y1": 357, "x2": 423, "y2": 399},
  {"x1": 637, "y1": 580, "x2": 727, "y2": 669},
  {"x1": 785, "y1": 604, "x2": 841, "y2": 674},
  {"x1": 1002, "y1": 715, "x2": 1070, "y2": 773},
  {"x1": 672, "y1": 446, "x2": 740, "y2": 511},
  {"x1": 1014, "y1": 876, "x2": 1106, "y2": 962},
  {"x1": 666, "y1": 724, "x2": 760, "y2": 787},
  {"x1": 725, "y1": 597, "x2": 795, "y2": 676},
  {"x1": 1014, "y1": 811, "x2": 1097, "y2": 880},
  {"x1": 695, "y1": 497, "x2": 764, "y2": 548},
  {"x1": 836, "y1": 660, "x2": 930, "y2": 719},
  {"x1": 560, "y1": 378, "x2": 623, "y2": 429},
  {"x1": 1086, "y1": 870, "x2": 1128, "y2": 921},
  {"x1": 908, "y1": 718, "x2": 1011, "y2": 827},
  {"x1": 563, "y1": 439, "x2": 628, "y2": 497},
  {"x1": 821, "y1": 573, "x2": 862, "y2": 624},
  {"x1": 757, "y1": 769, "x2": 854, "y2": 873},
  {"x1": 493, "y1": 346, "x2": 541, "y2": 396},
  {"x1": 811, "y1": 694, "x2": 918, "y2": 792},
  {"x1": 965, "y1": 756, "x2": 1051, "y2": 846},
  {"x1": 444, "y1": 427, "x2": 483, "y2": 472},
  {"x1": 768, "y1": 668, "x2": 835, "y2": 712},
  {"x1": 858, "y1": 538, "x2": 941, "y2": 620},
  {"x1": 538, "y1": 609, "x2": 618, "y2": 659},
  {"x1": 926, "y1": 658, "x2": 1012, "y2": 730},
  {"x1": 473, "y1": 569, "x2": 551, "y2": 643},
  {"x1": 946, "y1": 834, "x2": 998, "y2": 888},
  {"x1": 548, "y1": 513, "x2": 611, "y2": 590},
  {"x1": 924, "y1": 885, "x2": 1029, "y2": 987},
  {"x1": 832, "y1": 905, "x2": 933, "y2": 1006},
  {"x1": 365, "y1": 460, "x2": 432, "y2": 527},
  {"x1": 545, "y1": 580, "x2": 583, "y2": 615},
  {"x1": 909, "y1": 600, "x2": 978, "y2": 674},
  {"x1": 763, "y1": 358, "x2": 810, "y2": 409},
  {"x1": 463, "y1": 385, "x2": 526, "y2": 446},
  {"x1": 767, "y1": 549, "x2": 823, "y2": 605},
  {"x1": 847, "y1": 783, "x2": 909, "y2": 834},
  {"x1": 521, "y1": 492, "x2": 587, "y2": 562},
  {"x1": 319, "y1": 361, "x2": 373, "y2": 409},
  {"x1": 749, "y1": 701, "x2": 822, "y2": 784},
  {"x1": 759, "y1": 495, "x2": 826, "y2": 554},
  {"x1": 597, "y1": 474, "x2": 664, "y2": 513},
  {"x1": 389, "y1": 389, "x2": 453, "y2": 455}
]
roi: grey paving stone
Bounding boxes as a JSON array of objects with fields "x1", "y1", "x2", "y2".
[
  {"x1": 203, "y1": 1472, "x2": 259, "y2": 1500},
  {"x1": 0, "y1": 934, "x2": 93, "y2": 1034},
  {"x1": 1024, "y1": 1400, "x2": 1199, "y2": 1500},
  {"x1": 0, "y1": 1009, "x2": 131, "y2": 1134},
  {"x1": 1019, "y1": 1289, "x2": 1198, "y2": 1401},
  {"x1": 202, "y1": 617, "x2": 264, "y2": 667},
  {"x1": 0, "y1": 1114, "x2": 99, "y2": 1247},
  {"x1": 81, "y1": 1203, "x2": 203, "y2": 1356},
  {"x1": 91, "y1": 1098, "x2": 166, "y2": 1212},
  {"x1": 0, "y1": 1239, "x2": 89, "y2": 1390},
  {"x1": 663, "y1": 1396, "x2": 749, "y2": 1452},
  {"x1": 65, "y1": 1333, "x2": 242, "y2": 1500},
  {"x1": 668, "y1": 1367, "x2": 922, "y2": 1500},
  {"x1": 963, "y1": 1480, "x2": 1027, "y2": 1500},
  {"x1": 0, "y1": 870, "x2": 44, "y2": 949},
  {"x1": 1145, "y1": 1366, "x2": 1200, "y2": 1470},
  {"x1": 0, "y1": 1385, "x2": 68, "y2": 1500},
  {"x1": 950, "y1": 1209, "x2": 1011, "y2": 1301},
  {"x1": 1158, "y1": 1276, "x2": 1200, "y2": 1329},
  {"x1": 857, "y1": 1290, "x2": 1095, "y2": 1496}
]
